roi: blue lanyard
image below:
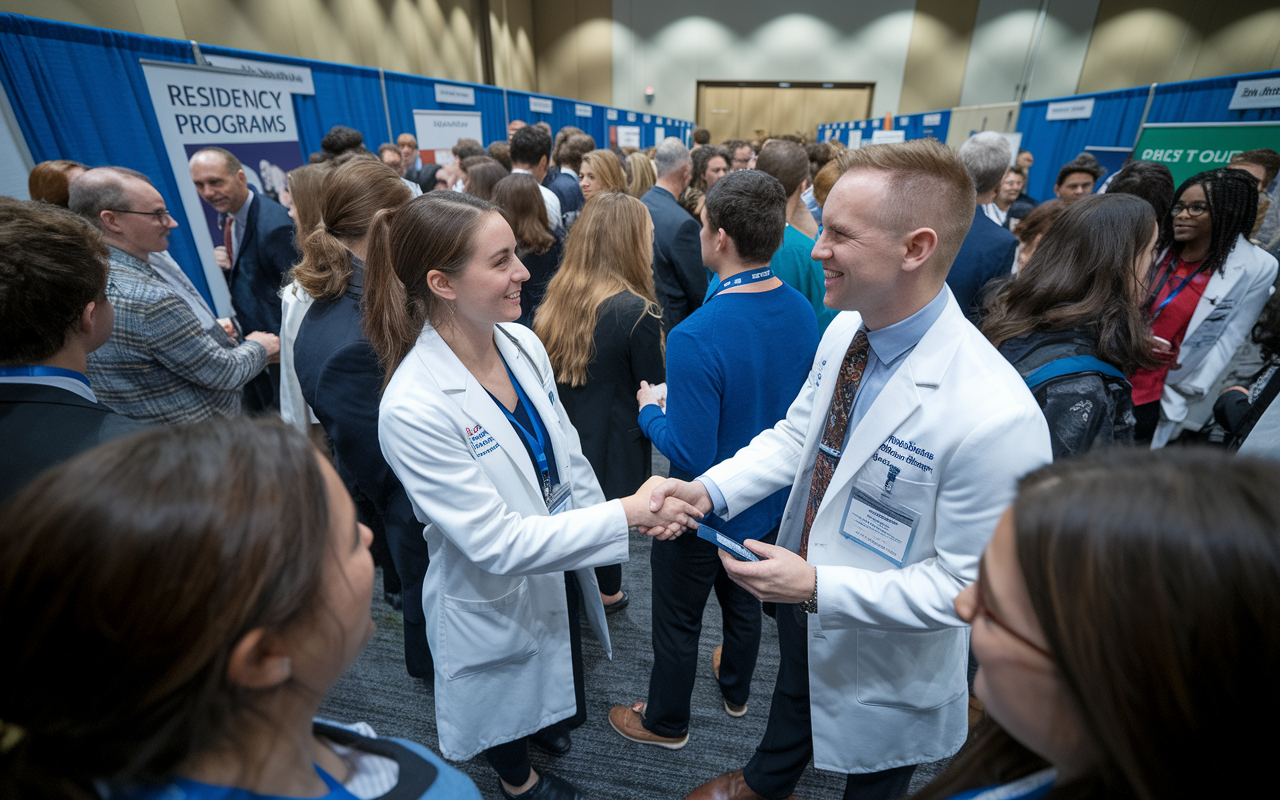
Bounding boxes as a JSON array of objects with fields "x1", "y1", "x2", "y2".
[
  {"x1": 709, "y1": 267, "x2": 775, "y2": 300},
  {"x1": 0, "y1": 365, "x2": 91, "y2": 387},
  {"x1": 1149, "y1": 259, "x2": 1203, "y2": 322},
  {"x1": 490, "y1": 360, "x2": 553, "y2": 507}
]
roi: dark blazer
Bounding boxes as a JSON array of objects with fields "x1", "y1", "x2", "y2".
[
  {"x1": 518, "y1": 228, "x2": 565, "y2": 327},
  {"x1": 0, "y1": 383, "x2": 147, "y2": 504},
  {"x1": 547, "y1": 170, "x2": 584, "y2": 231},
  {"x1": 294, "y1": 260, "x2": 431, "y2": 676},
  {"x1": 642, "y1": 185, "x2": 707, "y2": 332},
  {"x1": 556, "y1": 292, "x2": 665, "y2": 500},
  {"x1": 947, "y1": 209, "x2": 1018, "y2": 317},
  {"x1": 229, "y1": 189, "x2": 298, "y2": 335}
]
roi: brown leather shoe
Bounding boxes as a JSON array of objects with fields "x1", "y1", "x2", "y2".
[
  {"x1": 684, "y1": 770, "x2": 799, "y2": 800},
  {"x1": 609, "y1": 702, "x2": 689, "y2": 749},
  {"x1": 712, "y1": 647, "x2": 747, "y2": 717}
]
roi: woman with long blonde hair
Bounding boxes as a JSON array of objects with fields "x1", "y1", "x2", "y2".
[
  {"x1": 627, "y1": 151, "x2": 656, "y2": 198},
  {"x1": 535, "y1": 192, "x2": 665, "y2": 611}
]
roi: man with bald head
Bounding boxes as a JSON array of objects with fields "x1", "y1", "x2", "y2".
[
  {"x1": 654, "y1": 139, "x2": 1051, "y2": 800},
  {"x1": 189, "y1": 147, "x2": 296, "y2": 410},
  {"x1": 69, "y1": 168, "x2": 277, "y2": 424}
]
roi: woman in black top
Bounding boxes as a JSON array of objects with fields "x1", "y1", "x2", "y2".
[
  {"x1": 982, "y1": 194, "x2": 1162, "y2": 459},
  {"x1": 491, "y1": 173, "x2": 564, "y2": 327},
  {"x1": 534, "y1": 192, "x2": 665, "y2": 609},
  {"x1": 1214, "y1": 293, "x2": 1280, "y2": 450}
]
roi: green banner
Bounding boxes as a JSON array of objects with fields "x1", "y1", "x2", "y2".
[{"x1": 1133, "y1": 122, "x2": 1280, "y2": 188}]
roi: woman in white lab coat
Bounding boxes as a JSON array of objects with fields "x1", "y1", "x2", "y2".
[{"x1": 362, "y1": 191, "x2": 699, "y2": 800}]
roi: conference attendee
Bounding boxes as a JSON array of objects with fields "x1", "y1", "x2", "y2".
[
  {"x1": 491, "y1": 173, "x2": 565, "y2": 326},
  {"x1": 362, "y1": 191, "x2": 702, "y2": 799},
  {"x1": 1104, "y1": 159, "x2": 1175, "y2": 225},
  {"x1": 70, "y1": 168, "x2": 277, "y2": 425},
  {"x1": 949, "y1": 132, "x2": 1019, "y2": 317},
  {"x1": 508, "y1": 119, "x2": 528, "y2": 139},
  {"x1": 912, "y1": 447, "x2": 1280, "y2": 800},
  {"x1": 1007, "y1": 149, "x2": 1039, "y2": 225},
  {"x1": 724, "y1": 139, "x2": 754, "y2": 172},
  {"x1": 549, "y1": 132, "x2": 592, "y2": 231},
  {"x1": 0, "y1": 417, "x2": 482, "y2": 800},
  {"x1": 317, "y1": 125, "x2": 368, "y2": 161},
  {"x1": 1052, "y1": 155, "x2": 1103, "y2": 207},
  {"x1": 1214, "y1": 293, "x2": 1280, "y2": 451},
  {"x1": 398, "y1": 131, "x2": 422, "y2": 180},
  {"x1": 692, "y1": 127, "x2": 711, "y2": 151},
  {"x1": 489, "y1": 139, "x2": 514, "y2": 170},
  {"x1": 580, "y1": 148, "x2": 628, "y2": 202},
  {"x1": 981, "y1": 167, "x2": 1024, "y2": 228},
  {"x1": 379, "y1": 142, "x2": 426, "y2": 198},
  {"x1": 189, "y1": 147, "x2": 297, "y2": 410},
  {"x1": 0, "y1": 197, "x2": 147, "y2": 502},
  {"x1": 510, "y1": 125, "x2": 562, "y2": 228},
  {"x1": 643, "y1": 138, "x2": 708, "y2": 332},
  {"x1": 534, "y1": 191, "x2": 667, "y2": 612},
  {"x1": 1011, "y1": 199, "x2": 1064, "y2": 272},
  {"x1": 982, "y1": 194, "x2": 1161, "y2": 458},
  {"x1": 628, "y1": 151, "x2": 657, "y2": 198},
  {"x1": 1228, "y1": 148, "x2": 1280, "y2": 242},
  {"x1": 1134, "y1": 168, "x2": 1278, "y2": 447},
  {"x1": 725, "y1": 139, "x2": 836, "y2": 335},
  {"x1": 653, "y1": 139, "x2": 1051, "y2": 800},
  {"x1": 463, "y1": 158, "x2": 511, "y2": 201},
  {"x1": 27, "y1": 158, "x2": 86, "y2": 206},
  {"x1": 610, "y1": 171, "x2": 819, "y2": 751},
  {"x1": 678, "y1": 145, "x2": 730, "y2": 219},
  {"x1": 277, "y1": 162, "x2": 330, "y2": 434}
]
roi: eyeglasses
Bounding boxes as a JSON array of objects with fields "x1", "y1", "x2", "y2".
[
  {"x1": 1170, "y1": 203, "x2": 1209, "y2": 217},
  {"x1": 974, "y1": 571, "x2": 1053, "y2": 659},
  {"x1": 108, "y1": 208, "x2": 172, "y2": 222}
]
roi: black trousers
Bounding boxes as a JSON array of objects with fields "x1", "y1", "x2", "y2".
[
  {"x1": 743, "y1": 605, "x2": 916, "y2": 800},
  {"x1": 595, "y1": 563, "x2": 623, "y2": 596},
  {"x1": 643, "y1": 530, "x2": 762, "y2": 737},
  {"x1": 484, "y1": 573, "x2": 586, "y2": 785}
]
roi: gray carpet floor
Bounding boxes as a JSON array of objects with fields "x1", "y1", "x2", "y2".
[{"x1": 319, "y1": 450, "x2": 950, "y2": 799}]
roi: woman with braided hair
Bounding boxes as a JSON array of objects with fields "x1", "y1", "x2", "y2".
[{"x1": 1130, "y1": 167, "x2": 1278, "y2": 446}]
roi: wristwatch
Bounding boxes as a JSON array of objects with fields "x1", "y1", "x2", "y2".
[{"x1": 799, "y1": 567, "x2": 818, "y2": 614}]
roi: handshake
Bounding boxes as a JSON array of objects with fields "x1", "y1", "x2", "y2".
[{"x1": 618, "y1": 477, "x2": 714, "y2": 541}]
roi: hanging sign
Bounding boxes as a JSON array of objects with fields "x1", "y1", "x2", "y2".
[
  {"x1": 529, "y1": 97, "x2": 553, "y2": 114},
  {"x1": 434, "y1": 84, "x2": 476, "y2": 105},
  {"x1": 1045, "y1": 98, "x2": 1095, "y2": 121},
  {"x1": 1229, "y1": 77, "x2": 1280, "y2": 110},
  {"x1": 575, "y1": 104, "x2": 593, "y2": 117}
]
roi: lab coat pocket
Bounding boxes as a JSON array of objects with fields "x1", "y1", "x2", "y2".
[
  {"x1": 855, "y1": 628, "x2": 966, "y2": 710},
  {"x1": 440, "y1": 580, "x2": 540, "y2": 680}
]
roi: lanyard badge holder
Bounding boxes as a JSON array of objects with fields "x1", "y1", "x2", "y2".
[
  {"x1": 495, "y1": 361, "x2": 563, "y2": 512},
  {"x1": 709, "y1": 267, "x2": 775, "y2": 300}
]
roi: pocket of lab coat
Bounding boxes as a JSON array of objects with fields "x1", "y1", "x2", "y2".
[
  {"x1": 855, "y1": 627, "x2": 967, "y2": 709},
  {"x1": 440, "y1": 580, "x2": 540, "y2": 680}
]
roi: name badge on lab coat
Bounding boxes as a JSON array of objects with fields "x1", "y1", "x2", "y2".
[
  {"x1": 548, "y1": 483, "x2": 571, "y2": 515},
  {"x1": 840, "y1": 488, "x2": 919, "y2": 566}
]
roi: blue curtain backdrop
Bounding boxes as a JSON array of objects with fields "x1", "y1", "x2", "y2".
[{"x1": 0, "y1": 13, "x2": 690, "y2": 303}]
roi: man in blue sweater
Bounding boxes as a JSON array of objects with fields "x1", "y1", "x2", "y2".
[{"x1": 609, "y1": 170, "x2": 820, "y2": 749}]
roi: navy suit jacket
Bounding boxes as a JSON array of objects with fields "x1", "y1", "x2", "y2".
[
  {"x1": 547, "y1": 171, "x2": 584, "y2": 231},
  {"x1": 0, "y1": 383, "x2": 147, "y2": 504},
  {"x1": 229, "y1": 190, "x2": 298, "y2": 335},
  {"x1": 293, "y1": 262, "x2": 428, "y2": 636},
  {"x1": 641, "y1": 185, "x2": 707, "y2": 332},
  {"x1": 947, "y1": 209, "x2": 1018, "y2": 317}
]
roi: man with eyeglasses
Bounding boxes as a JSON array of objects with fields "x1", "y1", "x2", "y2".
[
  {"x1": 69, "y1": 167, "x2": 278, "y2": 425},
  {"x1": 723, "y1": 139, "x2": 755, "y2": 172}
]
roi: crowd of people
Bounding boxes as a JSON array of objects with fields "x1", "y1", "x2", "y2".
[{"x1": 3, "y1": 115, "x2": 1280, "y2": 800}]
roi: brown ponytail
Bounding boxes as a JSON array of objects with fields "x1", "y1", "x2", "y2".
[
  {"x1": 361, "y1": 191, "x2": 497, "y2": 386},
  {"x1": 292, "y1": 158, "x2": 411, "y2": 301}
]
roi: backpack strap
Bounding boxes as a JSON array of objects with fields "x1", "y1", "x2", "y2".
[{"x1": 1023, "y1": 355, "x2": 1128, "y2": 391}]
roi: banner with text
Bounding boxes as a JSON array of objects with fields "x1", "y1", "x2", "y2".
[
  {"x1": 141, "y1": 60, "x2": 306, "y2": 316},
  {"x1": 1133, "y1": 122, "x2": 1280, "y2": 188},
  {"x1": 413, "y1": 109, "x2": 483, "y2": 165}
]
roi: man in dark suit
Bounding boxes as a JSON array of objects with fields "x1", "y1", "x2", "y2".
[
  {"x1": 294, "y1": 257, "x2": 431, "y2": 679},
  {"x1": 643, "y1": 137, "x2": 708, "y2": 331},
  {"x1": 947, "y1": 132, "x2": 1019, "y2": 317},
  {"x1": 0, "y1": 197, "x2": 147, "y2": 503},
  {"x1": 189, "y1": 147, "x2": 298, "y2": 409}
]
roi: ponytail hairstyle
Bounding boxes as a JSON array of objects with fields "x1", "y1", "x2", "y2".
[
  {"x1": 362, "y1": 191, "x2": 497, "y2": 385},
  {"x1": 291, "y1": 158, "x2": 411, "y2": 301},
  {"x1": 1159, "y1": 167, "x2": 1259, "y2": 277},
  {"x1": 0, "y1": 418, "x2": 332, "y2": 799},
  {"x1": 284, "y1": 163, "x2": 329, "y2": 252},
  {"x1": 534, "y1": 191, "x2": 662, "y2": 386}
]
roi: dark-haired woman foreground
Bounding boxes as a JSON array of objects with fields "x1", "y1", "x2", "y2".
[
  {"x1": 911, "y1": 446, "x2": 1280, "y2": 800},
  {"x1": 0, "y1": 418, "x2": 480, "y2": 800}
]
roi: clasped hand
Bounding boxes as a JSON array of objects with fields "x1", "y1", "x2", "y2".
[{"x1": 620, "y1": 476, "x2": 706, "y2": 540}]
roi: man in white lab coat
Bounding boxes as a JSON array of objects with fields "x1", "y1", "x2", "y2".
[{"x1": 658, "y1": 139, "x2": 1053, "y2": 800}]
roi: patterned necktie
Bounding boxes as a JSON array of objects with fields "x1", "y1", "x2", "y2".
[
  {"x1": 222, "y1": 214, "x2": 236, "y2": 267},
  {"x1": 799, "y1": 329, "x2": 870, "y2": 560}
]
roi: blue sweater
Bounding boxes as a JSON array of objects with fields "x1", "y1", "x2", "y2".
[{"x1": 640, "y1": 282, "x2": 819, "y2": 542}]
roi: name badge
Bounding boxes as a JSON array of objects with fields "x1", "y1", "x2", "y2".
[
  {"x1": 548, "y1": 483, "x2": 572, "y2": 516},
  {"x1": 839, "y1": 488, "x2": 919, "y2": 566}
]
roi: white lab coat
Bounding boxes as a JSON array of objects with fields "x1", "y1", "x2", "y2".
[
  {"x1": 378, "y1": 321, "x2": 629, "y2": 761},
  {"x1": 703, "y1": 294, "x2": 1052, "y2": 774},
  {"x1": 1154, "y1": 235, "x2": 1278, "y2": 448}
]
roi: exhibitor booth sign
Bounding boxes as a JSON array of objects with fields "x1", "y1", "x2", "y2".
[{"x1": 1133, "y1": 122, "x2": 1280, "y2": 188}]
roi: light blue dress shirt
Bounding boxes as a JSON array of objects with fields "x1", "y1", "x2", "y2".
[{"x1": 700, "y1": 287, "x2": 949, "y2": 515}]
